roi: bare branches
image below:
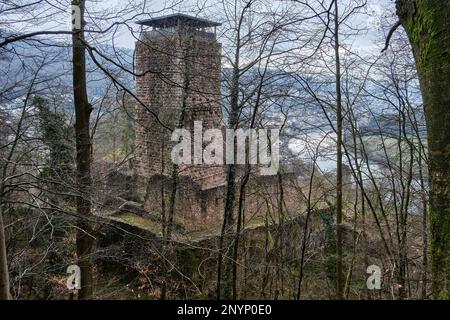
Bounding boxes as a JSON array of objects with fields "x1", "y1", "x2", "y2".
[{"x1": 381, "y1": 20, "x2": 402, "y2": 53}]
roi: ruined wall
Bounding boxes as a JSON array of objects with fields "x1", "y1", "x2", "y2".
[
  {"x1": 134, "y1": 28, "x2": 305, "y2": 234},
  {"x1": 143, "y1": 172, "x2": 304, "y2": 232},
  {"x1": 196, "y1": 173, "x2": 304, "y2": 230}
]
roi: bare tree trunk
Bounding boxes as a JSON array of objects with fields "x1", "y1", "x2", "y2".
[
  {"x1": 349, "y1": 108, "x2": 369, "y2": 299},
  {"x1": 216, "y1": 30, "x2": 241, "y2": 300},
  {"x1": 217, "y1": 164, "x2": 237, "y2": 300},
  {"x1": 72, "y1": 0, "x2": 94, "y2": 300},
  {"x1": 276, "y1": 170, "x2": 285, "y2": 298},
  {"x1": 297, "y1": 162, "x2": 316, "y2": 300},
  {"x1": 396, "y1": 0, "x2": 450, "y2": 299},
  {"x1": 232, "y1": 180, "x2": 246, "y2": 299},
  {"x1": 334, "y1": 0, "x2": 344, "y2": 300},
  {"x1": 0, "y1": 206, "x2": 10, "y2": 300},
  {"x1": 344, "y1": 181, "x2": 361, "y2": 299},
  {"x1": 419, "y1": 151, "x2": 429, "y2": 299},
  {"x1": 160, "y1": 164, "x2": 178, "y2": 300},
  {"x1": 260, "y1": 199, "x2": 273, "y2": 298}
]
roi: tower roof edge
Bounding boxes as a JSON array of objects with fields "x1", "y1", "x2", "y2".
[{"x1": 136, "y1": 13, "x2": 221, "y2": 28}]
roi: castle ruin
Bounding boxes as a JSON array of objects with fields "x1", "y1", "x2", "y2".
[
  {"x1": 128, "y1": 14, "x2": 306, "y2": 235},
  {"x1": 134, "y1": 14, "x2": 225, "y2": 187}
]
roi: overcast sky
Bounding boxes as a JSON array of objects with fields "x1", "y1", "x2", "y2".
[
  {"x1": 2, "y1": 0, "x2": 397, "y2": 52},
  {"x1": 104, "y1": 0, "x2": 396, "y2": 51}
]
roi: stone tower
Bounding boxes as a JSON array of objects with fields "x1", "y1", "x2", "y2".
[{"x1": 134, "y1": 14, "x2": 224, "y2": 187}]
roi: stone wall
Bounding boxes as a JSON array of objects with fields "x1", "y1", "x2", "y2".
[
  {"x1": 134, "y1": 29, "x2": 223, "y2": 182},
  {"x1": 143, "y1": 172, "x2": 304, "y2": 233},
  {"x1": 134, "y1": 27, "x2": 307, "y2": 235}
]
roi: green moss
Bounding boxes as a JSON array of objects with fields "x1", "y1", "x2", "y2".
[
  {"x1": 178, "y1": 249, "x2": 198, "y2": 277},
  {"x1": 429, "y1": 204, "x2": 450, "y2": 300},
  {"x1": 401, "y1": 0, "x2": 450, "y2": 300},
  {"x1": 112, "y1": 213, "x2": 164, "y2": 236}
]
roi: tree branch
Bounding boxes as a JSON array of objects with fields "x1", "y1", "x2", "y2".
[{"x1": 381, "y1": 20, "x2": 402, "y2": 53}]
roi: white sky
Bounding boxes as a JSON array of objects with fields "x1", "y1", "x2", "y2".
[
  {"x1": 1, "y1": 0, "x2": 395, "y2": 51},
  {"x1": 109, "y1": 0, "x2": 395, "y2": 50}
]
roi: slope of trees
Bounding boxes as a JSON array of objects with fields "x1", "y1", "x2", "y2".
[{"x1": 0, "y1": 0, "x2": 448, "y2": 300}]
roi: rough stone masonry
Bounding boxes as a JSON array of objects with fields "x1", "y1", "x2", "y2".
[
  {"x1": 132, "y1": 14, "x2": 306, "y2": 232},
  {"x1": 134, "y1": 14, "x2": 224, "y2": 185}
]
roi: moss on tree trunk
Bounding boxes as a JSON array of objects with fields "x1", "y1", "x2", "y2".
[{"x1": 396, "y1": 0, "x2": 450, "y2": 299}]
